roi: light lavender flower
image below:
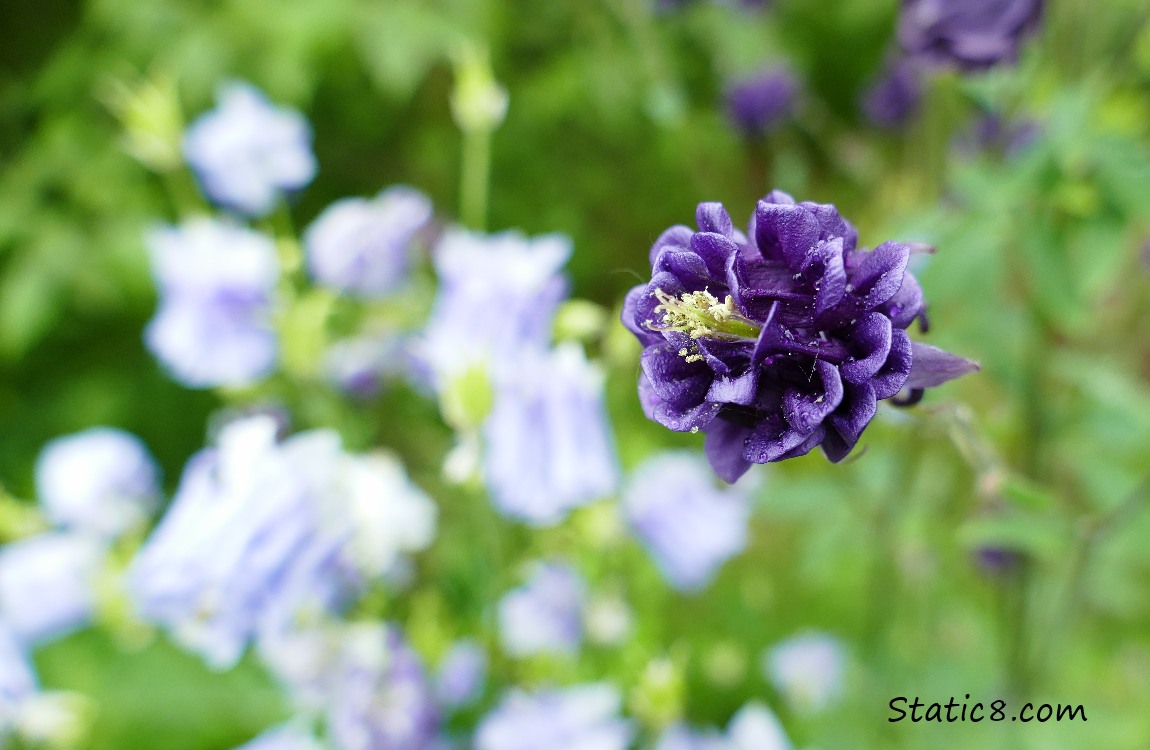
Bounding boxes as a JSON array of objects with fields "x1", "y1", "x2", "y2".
[
  {"x1": 763, "y1": 632, "x2": 845, "y2": 713},
  {"x1": 129, "y1": 416, "x2": 436, "y2": 668},
  {"x1": 321, "y1": 624, "x2": 440, "y2": 750},
  {"x1": 435, "y1": 640, "x2": 487, "y2": 710},
  {"x1": 484, "y1": 344, "x2": 618, "y2": 525},
  {"x1": 0, "y1": 533, "x2": 104, "y2": 647},
  {"x1": 183, "y1": 81, "x2": 316, "y2": 216},
  {"x1": 497, "y1": 562, "x2": 584, "y2": 658},
  {"x1": 35, "y1": 427, "x2": 159, "y2": 539},
  {"x1": 144, "y1": 218, "x2": 279, "y2": 388},
  {"x1": 420, "y1": 229, "x2": 570, "y2": 386},
  {"x1": 726, "y1": 703, "x2": 791, "y2": 750},
  {"x1": 305, "y1": 186, "x2": 433, "y2": 297},
  {"x1": 0, "y1": 625, "x2": 36, "y2": 736},
  {"x1": 232, "y1": 723, "x2": 325, "y2": 750},
  {"x1": 622, "y1": 452, "x2": 750, "y2": 592},
  {"x1": 475, "y1": 683, "x2": 632, "y2": 750},
  {"x1": 323, "y1": 335, "x2": 405, "y2": 399}
]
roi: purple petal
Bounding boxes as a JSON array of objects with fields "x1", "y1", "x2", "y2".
[
  {"x1": 622, "y1": 285, "x2": 663, "y2": 346},
  {"x1": 824, "y1": 381, "x2": 877, "y2": 461},
  {"x1": 803, "y1": 202, "x2": 858, "y2": 253},
  {"x1": 690, "y1": 232, "x2": 739, "y2": 279},
  {"x1": 654, "y1": 249, "x2": 711, "y2": 290},
  {"x1": 696, "y1": 203, "x2": 734, "y2": 237},
  {"x1": 639, "y1": 373, "x2": 721, "y2": 433},
  {"x1": 776, "y1": 424, "x2": 827, "y2": 461},
  {"x1": 704, "y1": 420, "x2": 754, "y2": 483},
  {"x1": 839, "y1": 313, "x2": 893, "y2": 384},
  {"x1": 904, "y1": 342, "x2": 980, "y2": 388},
  {"x1": 761, "y1": 190, "x2": 796, "y2": 206},
  {"x1": 649, "y1": 225, "x2": 693, "y2": 266},
  {"x1": 801, "y1": 238, "x2": 847, "y2": 315},
  {"x1": 847, "y1": 241, "x2": 910, "y2": 308},
  {"x1": 754, "y1": 202, "x2": 820, "y2": 270},
  {"x1": 782, "y1": 360, "x2": 844, "y2": 434},
  {"x1": 641, "y1": 344, "x2": 713, "y2": 410},
  {"x1": 871, "y1": 328, "x2": 912, "y2": 399},
  {"x1": 744, "y1": 415, "x2": 807, "y2": 463},
  {"x1": 707, "y1": 369, "x2": 759, "y2": 406},
  {"x1": 880, "y1": 271, "x2": 926, "y2": 329}
]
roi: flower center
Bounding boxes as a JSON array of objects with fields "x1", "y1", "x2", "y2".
[{"x1": 646, "y1": 288, "x2": 762, "y2": 353}]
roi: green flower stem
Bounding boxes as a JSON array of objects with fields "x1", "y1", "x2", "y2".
[{"x1": 460, "y1": 126, "x2": 492, "y2": 232}]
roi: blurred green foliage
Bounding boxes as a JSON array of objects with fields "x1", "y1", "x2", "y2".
[{"x1": 3, "y1": 0, "x2": 1150, "y2": 748}]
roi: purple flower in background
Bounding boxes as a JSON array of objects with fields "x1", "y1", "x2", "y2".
[
  {"x1": 183, "y1": 82, "x2": 316, "y2": 216},
  {"x1": 898, "y1": 0, "x2": 1044, "y2": 72},
  {"x1": 484, "y1": 344, "x2": 618, "y2": 525},
  {"x1": 862, "y1": 61, "x2": 922, "y2": 130},
  {"x1": 35, "y1": 427, "x2": 159, "y2": 539},
  {"x1": 622, "y1": 192, "x2": 978, "y2": 482},
  {"x1": 305, "y1": 187, "x2": 433, "y2": 297},
  {"x1": 475, "y1": 683, "x2": 632, "y2": 750},
  {"x1": 622, "y1": 452, "x2": 750, "y2": 592},
  {"x1": 0, "y1": 533, "x2": 103, "y2": 647},
  {"x1": 725, "y1": 67, "x2": 797, "y2": 138},
  {"x1": 326, "y1": 625, "x2": 441, "y2": 750},
  {"x1": 145, "y1": 218, "x2": 279, "y2": 388},
  {"x1": 973, "y1": 545, "x2": 1025, "y2": 574},
  {"x1": 497, "y1": 562, "x2": 584, "y2": 658},
  {"x1": 130, "y1": 416, "x2": 436, "y2": 668},
  {"x1": 232, "y1": 724, "x2": 325, "y2": 750},
  {"x1": 726, "y1": 703, "x2": 792, "y2": 750},
  {"x1": 0, "y1": 625, "x2": 36, "y2": 730},
  {"x1": 954, "y1": 112, "x2": 1041, "y2": 157},
  {"x1": 420, "y1": 229, "x2": 570, "y2": 386},
  {"x1": 763, "y1": 632, "x2": 845, "y2": 713},
  {"x1": 322, "y1": 335, "x2": 405, "y2": 399},
  {"x1": 435, "y1": 640, "x2": 487, "y2": 709}
]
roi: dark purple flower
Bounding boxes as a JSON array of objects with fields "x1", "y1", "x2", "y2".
[
  {"x1": 974, "y1": 546, "x2": 1025, "y2": 574},
  {"x1": 725, "y1": 68, "x2": 797, "y2": 138},
  {"x1": 898, "y1": 0, "x2": 1044, "y2": 72},
  {"x1": 622, "y1": 192, "x2": 978, "y2": 482},
  {"x1": 862, "y1": 61, "x2": 922, "y2": 131}
]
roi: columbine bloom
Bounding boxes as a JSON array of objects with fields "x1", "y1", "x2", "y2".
[
  {"x1": 183, "y1": 81, "x2": 316, "y2": 216},
  {"x1": 0, "y1": 533, "x2": 104, "y2": 647},
  {"x1": 898, "y1": 0, "x2": 1044, "y2": 72},
  {"x1": 622, "y1": 192, "x2": 978, "y2": 482},
  {"x1": 232, "y1": 724, "x2": 326, "y2": 750},
  {"x1": 497, "y1": 562, "x2": 584, "y2": 658},
  {"x1": 129, "y1": 416, "x2": 436, "y2": 668},
  {"x1": 420, "y1": 229, "x2": 570, "y2": 385},
  {"x1": 862, "y1": 60, "x2": 922, "y2": 130},
  {"x1": 145, "y1": 218, "x2": 279, "y2": 388},
  {"x1": 724, "y1": 67, "x2": 797, "y2": 138},
  {"x1": 763, "y1": 632, "x2": 845, "y2": 713},
  {"x1": 435, "y1": 640, "x2": 487, "y2": 710},
  {"x1": 305, "y1": 187, "x2": 433, "y2": 297},
  {"x1": 622, "y1": 452, "x2": 749, "y2": 592},
  {"x1": 483, "y1": 344, "x2": 618, "y2": 525},
  {"x1": 35, "y1": 427, "x2": 159, "y2": 539},
  {"x1": 475, "y1": 683, "x2": 632, "y2": 750}
]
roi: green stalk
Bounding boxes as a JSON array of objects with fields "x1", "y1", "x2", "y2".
[{"x1": 460, "y1": 127, "x2": 492, "y2": 232}]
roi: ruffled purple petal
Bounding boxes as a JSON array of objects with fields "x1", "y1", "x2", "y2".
[
  {"x1": 839, "y1": 313, "x2": 893, "y2": 384},
  {"x1": 638, "y1": 373, "x2": 721, "y2": 433},
  {"x1": 744, "y1": 414, "x2": 807, "y2": 463},
  {"x1": 880, "y1": 271, "x2": 926, "y2": 329},
  {"x1": 870, "y1": 328, "x2": 913, "y2": 399},
  {"x1": 649, "y1": 225, "x2": 694, "y2": 265},
  {"x1": 654, "y1": 248, "x2": 711, "y2": 290},
  {"x1": 704, "y1": 420, "x2": 754, "y2": 483},
  {"x1": 707, "y1": 369, "x2": 759, "y2": 406},
  {"x1": 824, "y1": 381, "x2": 877, "y2": 462},
  {"x1": 622, "y1": 285, "x2": 663, "y2": 346},
  {"x1": 696, "y1": 202, "x2": 734, "y2": 238},
  {"x1": 847, "y1": 241, "x2": 910, "y2": 308},
  {"x1": 641, "y1": 344, "x2": 713, "y2": 410},
  {"x1": 782, "y1": 359, "x2": 844, "y2": 434},
  {"x1": 690, "y1": 232, "x2": 740, "y2": 280},
  {"x1": 754, "y1": 201, "x2": 820, "y2": 270}
]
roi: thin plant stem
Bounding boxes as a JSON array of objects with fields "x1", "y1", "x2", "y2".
[{"x1": 460, "y1": 128, "x2": 492, "y2": 232}]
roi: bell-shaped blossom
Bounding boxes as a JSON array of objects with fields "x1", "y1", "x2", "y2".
[
  {"x1": 898, "y1": 0, "x2": 1044, "y2": 72},
  {"x1": 232, "y1": 723, "x2": 326, "y2": 750},
  {"x1": 622, "y1": 452, "x2": 749, "y2": 592},
  {"x1": 145, "y1": 218, "x2": 280, "y2": 388},
  {"x1": 0, "y1": 533, "x2": 104, "y2": 647},
  {"x1": 435, "y1": 640, "x2": 487, "y2": 710},
  {"x1": 484, "y1": 344, "x2": 617, "y2": 525},
  {"x1": 862, "y1": 60, "x2": 922, "y2": 130},
  {"x1": 129, "y1": 416, "x2": 436, "y2": 668},
  {"x1": 419, "y1": 229, "x2": 570, "y2": 386},
  {"x1": 305, "y1": 186, "x2": 433, "y2": 297},
  {"x1": 763, "y1": 632, "x2": 844, "y2": 713},
  {"x1": 35, "y1": 427, "x2": 159, "y2": 539},
  {"x1": 183, "y1": 81, "x2": 316, "y2": 216},
  {"x1": 475, "y1": 683, "x2": 632, "y2": 750},
  {"x1": 726, "y1": 703, "x2": 791, "y2": 750},
  {"x1": 725, "y1": 67, "x2": 797, "y2": 138},
  {"x1": 622, "y1": 192, "x2": 978, "y2": 482},
  {"x1": 497, "y1": 562, "x2": 584, "y2": 658}
]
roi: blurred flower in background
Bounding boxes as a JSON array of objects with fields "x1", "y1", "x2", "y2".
[
  {"x1": 0, "y1": 533, "x2": 103, "y2": 647},
  {"x1": 305, "y1": 186, "x2": 434, "y2": 298},
  {"x1": 232, "y1": 723, "x2": 326, "y2": 750},
  {"x1": 435, "y1": 639, "x2": 487, "y2": 711},
  {"x1": 144, "y1": 219, "x2": 280, "y2": 389},
  {"x1": 622, "y1": 452, "x2": 750, "y2": 592},
  {"x1": 862, "y1": 60, "x2": 923, "y2": 130},
  {"x1": 475, "y1": 683, "x2": 632, "y2": 750},
  {"x1": 34, "y1": 427, "x2": 159, "y2": 539},
  {"x1": 498, "y1": 561, "x2": 585, "y2": 658},
  {"x1": 654, "y1": 701, "x2": 792, "y2": 750},
  {"x1": 724, "y1": 67, "x2": 798, "y2": 139},
  {"x1": 763, "y1": 632, "x2": 845, "y2": 713},
  {"x1": 183, "y1": 82, "x2": 317, "y2": 216},
  {"x1": 898, "y1": 0, "x2": 1045, "y2": 71}
]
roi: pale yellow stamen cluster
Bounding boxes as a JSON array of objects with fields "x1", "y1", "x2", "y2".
[{"x1": 644, "y1": 288, "x2": 762, "y2": 362}]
